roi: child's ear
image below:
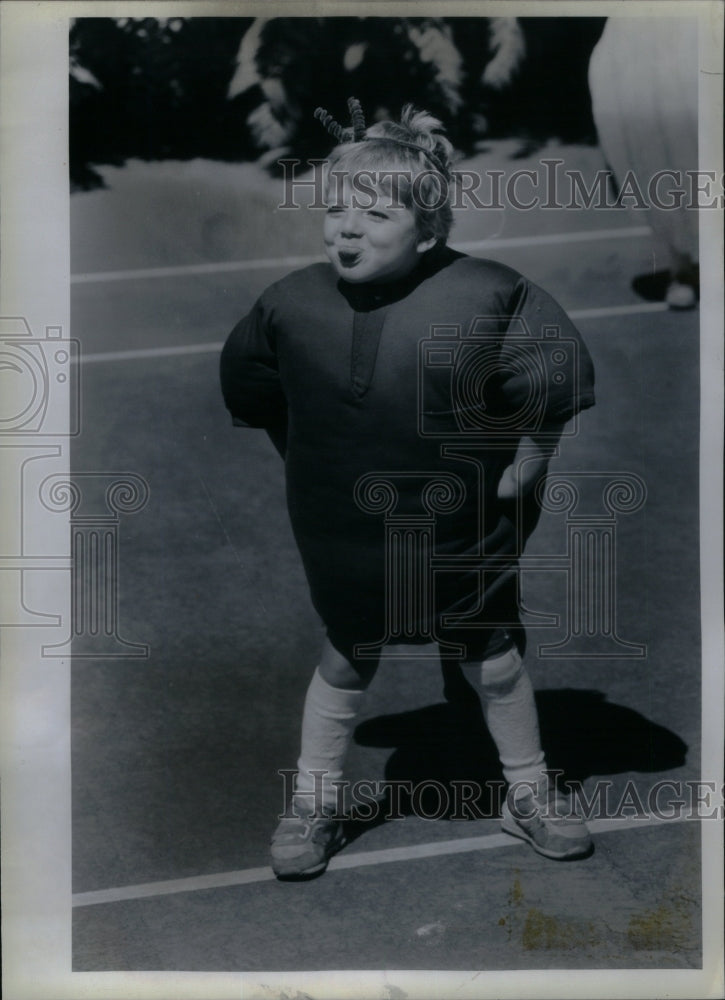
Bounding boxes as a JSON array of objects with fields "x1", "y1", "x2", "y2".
[{"x1": 416, "y1": 236, "x2": 437, "y2": 254}]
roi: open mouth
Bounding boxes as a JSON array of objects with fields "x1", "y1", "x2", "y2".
[{"x1": 338, "y1": 249, "x2": 362, "y2": 268}]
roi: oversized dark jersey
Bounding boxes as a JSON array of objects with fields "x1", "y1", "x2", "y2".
[{"x1": 220, "y1": 247, "x2": 595, "y2": 660}]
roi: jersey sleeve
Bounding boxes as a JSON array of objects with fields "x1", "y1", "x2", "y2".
[
  {"x1": 498, "y1": 276, "x2": 596, "y2": 428},
  {"x1": 219, "y1": 291, "x2": 287, "y2": 430}
]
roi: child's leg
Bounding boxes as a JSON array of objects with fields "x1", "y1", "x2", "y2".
[
  {"x1": 293, "y1": 637, "x2": 378, "y2": 814},
  {"x1": 461, "y1": 645, "x2": 593, "y2": 860},
  {"x1": 460, "y1": 645, "x2": 545, "y2": 791},
  {"x1": 271, "y1": 637, "x2": 377, "y2": 878}
]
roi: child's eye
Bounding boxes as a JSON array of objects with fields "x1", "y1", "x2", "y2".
[
  {"x1": 326, "y1": 206, "x2": 345, "y2": 215},
  {"x1": 366, "y1": 210, "x2": 389, "y2": 220}
]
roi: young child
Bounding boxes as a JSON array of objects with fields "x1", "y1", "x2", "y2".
[{"x1": 220, "y1": 101, "x2": 596, "y2": 878}]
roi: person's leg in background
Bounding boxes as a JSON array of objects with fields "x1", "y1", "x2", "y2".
[{"x1": 588, "y1": 18, "x2": 699, "y2": 310}]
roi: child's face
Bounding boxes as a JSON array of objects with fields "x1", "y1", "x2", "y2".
[{"x1": 323, "y1": 175, "x2": 435, "y2": 284}]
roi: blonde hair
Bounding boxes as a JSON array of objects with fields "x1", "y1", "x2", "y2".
[{"x1": 326, "y1": 105, "x2": 455, "y2": 244}]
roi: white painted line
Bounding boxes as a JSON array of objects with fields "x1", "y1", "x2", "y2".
[
  {"x1": 328, "y1": 831, "x2": 513, "y2": 872},
  {"x1": 453, "y1": 225, "x2": 652, "y2": 253},
  {"x1": 569, "y1": 302, "x2": 668, "y2": 320},
  {"x1": 75, "y1": 300, "x2": 671, "y2": 366},
  {"x1": 78, "y1": 342, "x2": 225, "y2": 364},
  {"x1": 70, "y1": 226, "x2": 652, "y2": 285},
  {"x1": 72, "y1": 864, "x2": 276, "y2": 907},
  {"x1": 71, "y1": 254, "x2": 328, "y2": 285},
  {"x1": 71, "y1": 813, "x2": 685, "y2": 908}
]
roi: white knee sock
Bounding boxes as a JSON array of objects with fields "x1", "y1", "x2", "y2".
[
  {"x1": 461, "y1": 648, "x2": 546, "y2": 793},
  {"x1": 294, "y1": 667, "x2": 365, "y2": 813}
]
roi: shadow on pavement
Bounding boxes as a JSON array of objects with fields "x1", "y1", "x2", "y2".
[{"x1": 349, "y1": 684, "x2": 688, "y2": 842}]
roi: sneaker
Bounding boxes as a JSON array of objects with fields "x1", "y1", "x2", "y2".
[
  {"x1": 501, "y1": 786, "x2": 593, "y2": 860},
  {"x1": 270, "y1": 807, "x2": 347, "y2": 879}
]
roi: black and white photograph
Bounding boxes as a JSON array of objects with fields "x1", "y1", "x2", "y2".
[{"x1": 1, "y1": 2, "x2": 723, "y2": 998}]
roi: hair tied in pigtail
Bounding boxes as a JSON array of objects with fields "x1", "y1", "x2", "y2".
[
  {"x1": 314, "y1": 100, "x2": 448, "y2": 175},
  {"x1": 313, "y1": 107, "x2": 348, "y2": 144},
  {"x1": 347, "y1": 97, "x2": 366, "y2": 141}
]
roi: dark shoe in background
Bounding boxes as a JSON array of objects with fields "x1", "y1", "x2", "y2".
[{"x1": 632, "y1": 266, "x2": 699, "y2": 310}]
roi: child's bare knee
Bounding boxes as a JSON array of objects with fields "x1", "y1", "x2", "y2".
[{"x1": 319, "y1": 638, "x2": 375, "y2": 689}]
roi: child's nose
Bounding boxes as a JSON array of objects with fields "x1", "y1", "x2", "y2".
[{"x1": 340, "y1": 208, "x2": 363, "y2": 237}]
